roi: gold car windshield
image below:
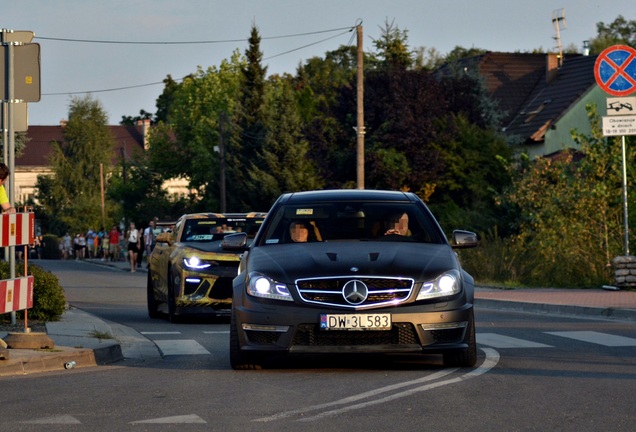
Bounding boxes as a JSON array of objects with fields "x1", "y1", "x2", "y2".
[{"x1": 181, "y1": 217, "x2": 265, "y2": 242}]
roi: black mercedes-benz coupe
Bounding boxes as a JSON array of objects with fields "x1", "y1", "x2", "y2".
[{"x1": 230, "y1": 189, "x2": 479, "y2": 369}]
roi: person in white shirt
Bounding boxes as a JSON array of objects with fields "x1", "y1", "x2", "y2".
[{"x1": 126, "y1": 222, "x2": 140, "y2": 273}]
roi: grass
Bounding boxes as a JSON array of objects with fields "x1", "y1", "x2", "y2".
[{"x1": 87, "y1": 329, "x2": 113, "y2": 341}]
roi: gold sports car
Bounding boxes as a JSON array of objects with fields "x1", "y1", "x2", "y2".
[{"x1": 147, "y1": 212, "x2": 266, "y2": 322}]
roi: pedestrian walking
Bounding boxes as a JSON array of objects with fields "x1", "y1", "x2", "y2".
[{"x1": 126, "y1": 222, "x2": 140, "y2": 272}]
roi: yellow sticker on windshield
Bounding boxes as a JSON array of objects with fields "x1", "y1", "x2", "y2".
[{"x1": 296, "y1": 209, "x2": 314, "y2": 215}]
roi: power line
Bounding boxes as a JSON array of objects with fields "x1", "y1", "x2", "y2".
[
  {"x1": 35, "y1": 26, "x2": 355, "y2": 45},
  {"x1": 41, "y1": 25, "x2": 358, "y2": 96}
]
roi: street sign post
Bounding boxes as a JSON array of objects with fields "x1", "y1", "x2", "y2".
[{"x1": 595, "y1": 45, "x2": 636, "y2": 258}]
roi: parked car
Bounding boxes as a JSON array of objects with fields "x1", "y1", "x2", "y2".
[
  {"x1": 147, "y1": 212, "x2": 266, "y2": 321},
  {"x1": 230, "y1": 189, "x2": 479, "y2": 369}
]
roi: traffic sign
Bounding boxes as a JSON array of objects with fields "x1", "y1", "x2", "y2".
[
  {"x1": 0, "y1": 30, "x2": 34, "y2": 43},
  {"x1": 606, "y1": 96, "x2": 636, "y2": 116},
  {"x1": 0, "y1": 43, "x2": 41, "y2": 102},
  {"x1": 594, "y1": 45, "x2": 636, "y2": 97},
  {"x1": 602, "y1": 115, "x2": 636, "y2": 136}
]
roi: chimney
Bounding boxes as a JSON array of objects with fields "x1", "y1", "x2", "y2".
[
  {"x1": 136, "y1": 119, "x2": 151, "y2": 150},
  {"x1": 546, "y1": 53, "x2": 559, "y2": 84},
  {"x1": 59, "y1": 119, "x2": 67, "y2": 127}
]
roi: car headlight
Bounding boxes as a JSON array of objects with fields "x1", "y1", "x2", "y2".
[
  {"x1": 183, "y1": 256, "x2": 211, "y2": 270},
  {"x1": 247, "y1": 272, "x2": 292, "y2": 301},
  {"x1": 416, "y1": 270, "x2": 461, "y2": 300}
]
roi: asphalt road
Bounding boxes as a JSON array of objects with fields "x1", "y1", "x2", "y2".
[{"x1": 2, "y1": 260, "x2": 635, "y2": 431}]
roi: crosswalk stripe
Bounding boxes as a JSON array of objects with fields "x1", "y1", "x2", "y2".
[
  {"x1": 477, "y1": 333, "x2": 552, "y2": 348},
  {"x1": 545, "y1": 331, "x2": 636, "y2": 347},
  {"x1": 154, "y1": 339, "x2": 211, "y2": 356}
]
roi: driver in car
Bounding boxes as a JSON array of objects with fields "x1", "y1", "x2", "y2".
[{"x1": 384, "y1": 212, "x2": 410, "y2": 236}]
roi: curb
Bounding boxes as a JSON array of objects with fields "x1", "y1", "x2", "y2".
[
  {"x1": 477, "y1": 298, "x2": 636, "y2": 322},
  {"x1": 0, "y1": 346, "x2": 96, "y2": 377}
]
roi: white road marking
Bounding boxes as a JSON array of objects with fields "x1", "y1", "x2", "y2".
[
  {"x1": 140, "y1": 331, "x2": 181, "y2": 335},
  {"x1": 202, "y1": 331, "x2": 229, "y2": 334},
  {"x1": 546, "y1": 331, "x2": 636, "y2": 347},
  {"x1": 22, "y1": 415, "x2": 82, "y2": 424},
  {"x1": 478, "y1": 332, "x2": 552, "y2": 348},
  {"x1": 254, "y1": 348, "x2": 500, "y2": 423},
  {"x1": 154, "y1": 339, "x2": 211, "y2": 356},
  {"x1": 131, "y1": 414, "x2": 206, "y2": 424}
]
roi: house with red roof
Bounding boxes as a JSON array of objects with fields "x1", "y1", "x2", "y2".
[{"x1": 13, "y1": 119, "x2": 191, "y2": 204}]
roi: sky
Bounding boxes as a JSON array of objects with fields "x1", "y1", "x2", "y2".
[{"x1": 4, "y1": 0, "x2": 634, "y2": 126}]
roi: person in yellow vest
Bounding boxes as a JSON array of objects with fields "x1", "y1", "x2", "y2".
[{"x1": 0, "y1": 163, "x2": 16, "y2": 213}]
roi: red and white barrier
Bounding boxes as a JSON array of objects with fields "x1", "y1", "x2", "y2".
[
  {"x1": 0, "y1": 212, "x2": 35, "y2": 247},
  {"x1": 0, "y1": 276, "x2": 34, "y2": 314}
]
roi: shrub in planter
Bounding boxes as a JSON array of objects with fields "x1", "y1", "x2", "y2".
[{"x1": 0, "y1": 261, "x2": 66, "y2": 322}]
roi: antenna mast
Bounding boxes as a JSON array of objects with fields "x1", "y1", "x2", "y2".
[{"x1": 552, "y1": 8, "x2": 567, "y2": 67}]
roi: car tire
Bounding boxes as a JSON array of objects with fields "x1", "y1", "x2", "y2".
[
  {"x1": 230, "y1": 311, "x2": 262, "y2": 370},
  {"x1": 167, "y1": 270, "x2": 180, "y2": 323},
  {"x1": 147, "y1": 272, "x2": 160, "y2": 319},
  {"x1": 443, "y1": 309, "x2": 477, "y2": 368}
]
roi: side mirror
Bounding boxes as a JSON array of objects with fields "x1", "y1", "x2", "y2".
[
  {"x1": 222, "y1": 232, "x2": 248, "y2": 250},
  {"x1": 155, "y1": 232, "x2": 172, "y2": 246},
  {"x1": 451, "y1": 230, "x2": 479, "y2": 249}
]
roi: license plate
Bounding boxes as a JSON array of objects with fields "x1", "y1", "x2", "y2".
[{"x1": 320, "y1": 313, "x2": 392, "y2": 330}]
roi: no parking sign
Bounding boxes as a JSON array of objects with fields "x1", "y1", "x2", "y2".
[{"x1": 594, "y1": 45, "x2": 636, "y2": 97}]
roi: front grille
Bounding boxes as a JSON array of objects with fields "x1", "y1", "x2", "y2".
[
  {"x1": 428, "y1": 327, "x2": 466, "y2": 344},
  {"x1": 246, "y1": 330, "x2": 281, "y2": 345},
  {"x1": 297, "y1": 277, "x2": 414, "y2": 309},
  {"x1": 292, "y1": 322, "x2": 418, "y2": 346}
]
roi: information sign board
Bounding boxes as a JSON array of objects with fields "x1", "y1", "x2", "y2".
[{"x1": 602, "y1": 115, "x2": 636, "y2": 136}]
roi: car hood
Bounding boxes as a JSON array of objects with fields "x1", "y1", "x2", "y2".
[
  {"x1": 245, "y1": 241, "x2": 459, "y2": 283},
  {"x1": 177, "y1": 241, "x2": 241, "y2": 254}
]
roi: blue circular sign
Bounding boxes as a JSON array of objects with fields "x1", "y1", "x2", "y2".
[{"x1": 594, "y1": 45, "x2": 636, "y2": 96}]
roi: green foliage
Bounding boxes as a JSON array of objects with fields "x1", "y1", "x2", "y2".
[
  {"x1": 0, "y1": 261, "x2": 66, "y2": 322},
  {"x1": 588, "y1": 15, "x2": 636, "y2": 54},
  {"x1": 36, "y1": 95, "x2": 119, "y2": 235},
  {"x1": 500, "y1": 105, "x2": 630, "y2": 287},
  {"x1": 372, "y1": 19, "x2": 413, "y2": 70},
  {"x1": 457, "y1": 227, "x2": 529, "y2": 285}
]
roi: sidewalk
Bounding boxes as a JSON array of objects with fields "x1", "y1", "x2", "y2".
[{"x1": 2, "y1": 258, "x2": 636, "y2": 377}]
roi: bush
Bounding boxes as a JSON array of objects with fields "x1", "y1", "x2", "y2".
[{"x1": 0, "y1": 261, "x2": 66, "y2": 322}]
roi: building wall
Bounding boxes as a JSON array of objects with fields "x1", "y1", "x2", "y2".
[{"x1": 523, "y1": 86, "x2": 607, "y2": 158}]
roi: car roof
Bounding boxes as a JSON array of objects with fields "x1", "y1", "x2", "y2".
[{"x1": 278, "y1": 189, "x2": 418, "y2": 204}]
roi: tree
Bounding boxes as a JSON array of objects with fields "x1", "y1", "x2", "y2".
[
  {"x1": 226, "y1": 24, "x2": 268, "y2": 210},
  {"x1": 372, "y1": 19, "x2": 413, "y2": 71},
  {"x1": 155, "y1": 74, "x2": 185, "y2": 124},
  {"x1": 36, "y1": 95, "x2": 118, "y2": 235},
  {"x1": 153, "y1": 54, "x2": 244, "y2": 211},
  {"x1": 246, "y1": 76, "x2": 323, "y2": 208},
  {"x1": 502, "y1": 105, "x2": 634, "y2": 286},
  {"x1": 589, "y1": 15, "x2": 636, "y2": 53}
]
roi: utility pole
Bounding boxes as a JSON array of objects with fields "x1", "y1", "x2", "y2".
[{"x1": 356, "y1": 24, "x2": 365, "y2": 190}]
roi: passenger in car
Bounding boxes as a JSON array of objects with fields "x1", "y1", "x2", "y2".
[{"x1": 289, "y1": 221, "x2": 310, "y2": 243}]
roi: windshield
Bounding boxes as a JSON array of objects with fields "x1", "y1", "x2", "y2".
[
  {"x1": 180, "y1": 217, "x2": 265, "y2": 242},
  {"x1": 259, "y1": 202, "x2": 445, "y2": 245}
]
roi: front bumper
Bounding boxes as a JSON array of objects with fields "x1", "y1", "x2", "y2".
[{"x1": 233, "y1": 295, "x2": 473, "y2": 355}]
